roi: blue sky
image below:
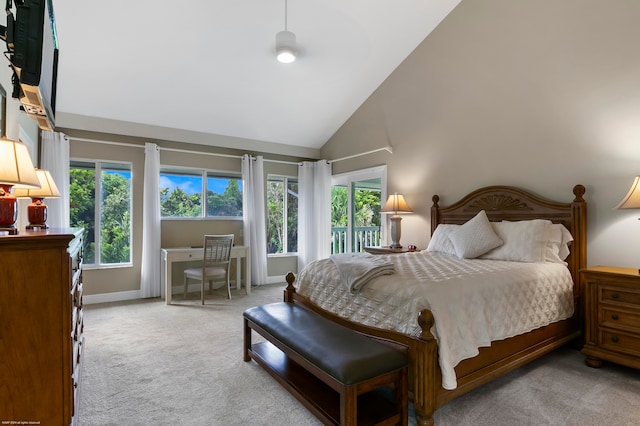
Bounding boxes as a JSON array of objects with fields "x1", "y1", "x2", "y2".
[{"x1": 159, "y1": 174, "x2": 241, "y2": 195}]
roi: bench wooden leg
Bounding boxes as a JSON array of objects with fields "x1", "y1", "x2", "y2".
[
  {"x1": 341, "y1": 386, "x2": 358, "y2": 426},
  {"x1": 243, "y1": 317, "x2": 251, "y2": 362}
]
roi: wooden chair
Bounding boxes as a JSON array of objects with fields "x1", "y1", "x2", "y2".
[{"x1": 183, "y1": 234, "x2": 234, "y2": 304}]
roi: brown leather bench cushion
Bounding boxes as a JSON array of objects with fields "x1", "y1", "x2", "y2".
[{"x1": 243, "y1": 302, "x2": 407, "y2": 385}]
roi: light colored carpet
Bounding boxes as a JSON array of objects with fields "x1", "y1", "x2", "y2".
[{"x1": 79, "y1": 284, "x2": 640, "y2": 425}]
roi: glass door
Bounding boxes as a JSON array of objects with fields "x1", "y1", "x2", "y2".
[{"x1": 331, "y1": 166, "x2": 386, "y2": 254}]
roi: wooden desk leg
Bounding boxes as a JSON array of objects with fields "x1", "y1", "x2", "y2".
[
  {"x1": 164, "y1": 254, "x2": 172, "y2": 305},
  {"x1": 245, "y1": 251, "x2": 251, "y2": 294},
  {"x1": 236, "y1": 257, "x2": 241, "y2": 291}
]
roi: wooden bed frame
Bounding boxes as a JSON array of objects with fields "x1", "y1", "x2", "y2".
[{"x1": 283, "y1": 184, "x2": 587, "y2": 425}]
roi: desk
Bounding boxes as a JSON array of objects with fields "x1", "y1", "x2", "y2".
[{"x1": 162, "y1": 246, "x2": 250, "y2": 305}]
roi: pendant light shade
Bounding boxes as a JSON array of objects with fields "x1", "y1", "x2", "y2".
[
  {"x1": 276, "y1": 30, "x2": 297, "y2": 63},
  {"x1": 276, "y1": 0, "x2": 297, "y2": 63}
]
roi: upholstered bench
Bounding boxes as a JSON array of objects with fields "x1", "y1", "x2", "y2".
[{"x1": 243, "y1": 302, "x2": 408, "y2": 425}]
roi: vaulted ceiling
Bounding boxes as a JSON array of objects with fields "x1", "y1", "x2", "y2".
[{"x1": 54, "y1": 1, "x2": 460, "y2": 155}]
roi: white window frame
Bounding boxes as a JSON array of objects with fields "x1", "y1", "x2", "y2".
[
  {"x1": 70, "y1": 158, "x2": 133, "y2": 269},
  {"x1": 331, "y1": 165, "x2": 387, "y2": 252},
  {"x1": 266, "y1": 174, "x2": 298, "y2": 256},
  {"x1": 159, "y1": 166, "x2": 243, "y2": 220}
]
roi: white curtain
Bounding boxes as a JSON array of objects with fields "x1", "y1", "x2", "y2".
[
  {"x1": 140, "y1": 143, "x2": 161, "y2": 298},
  {"x1": 242, "y1": 154, "x2": 268, "y2": 285},
  {"x1": 297, "y1": 160, "x2": 332, "y2": 271},
  {"x1": 40, "y1": 131, "x2": 70, "y2": 229}
]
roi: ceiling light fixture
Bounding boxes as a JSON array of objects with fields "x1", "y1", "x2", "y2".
[{"x1": 276, "y1": 0, "x2": 297, "y2": 63}]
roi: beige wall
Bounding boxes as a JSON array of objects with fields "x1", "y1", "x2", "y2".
[{"x1": 322, "y1": 0, "x2": 640, "y2": 269}]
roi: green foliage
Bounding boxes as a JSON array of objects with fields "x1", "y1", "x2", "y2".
[
  {"x1": 100, "y1": 173, "x2": 131, "y2": 263},
  {"x1": 69, "y1": 167, "x2": 131, "y2": 265},
  {"x1": 69, "y1": 168, "x2": 96, "y2": 263},
  {"x1": 331, "y1": 187, "x2": 348, "y2": 227},
  {"x1": 266, "y1": 179, "x2": 298, "y2": 254},
  {"x1": 207, "y1": 179, "x2": 242, "y2": 216},
  {"x1": 160, "y1": 187, "x2": 201, "y2": 217},
  {"x1": 331, "y1": 186, "x2": 381, "y2": 227},
  {"x1": 267, "y1": 181, "x2": 284, "y2": 253}
]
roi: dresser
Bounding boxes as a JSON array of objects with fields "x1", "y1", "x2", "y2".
[
  {"x1": 0, "y1": 228, "x2": 84, "y2": 425},
  {"x1": 581, "y1": 266, "x2": 640, "y2": 370}
]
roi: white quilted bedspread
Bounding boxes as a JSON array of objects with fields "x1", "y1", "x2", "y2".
[{"x1": 295, "y1": 251, "x2": 574, "y2": 390}]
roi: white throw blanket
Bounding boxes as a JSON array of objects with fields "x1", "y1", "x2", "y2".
[{"x1": 329, "y1": 253, "x2": 395, "y2": 293}]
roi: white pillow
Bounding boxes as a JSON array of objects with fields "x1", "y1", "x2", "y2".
[
  {"x1": 481, "y1": 219, "x2": 552, "y2": 263},
  {"x1": 449, "y1": 210, "x2": 503, "y2": 259},
  {"x1": 426, "y1": 224, "x2": 459, "y2": 256},
  {"x1": 545, "y1": 223, "x2": 574, "y2": 264}
]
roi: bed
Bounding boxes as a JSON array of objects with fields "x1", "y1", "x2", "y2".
[{"x1": 283, "y1": 184, "x2": 587, "y2": 426}]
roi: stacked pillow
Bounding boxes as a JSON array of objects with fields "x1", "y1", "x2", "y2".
[{"x1": 426, "y1": 210, "x2": 574, "y2": 264}]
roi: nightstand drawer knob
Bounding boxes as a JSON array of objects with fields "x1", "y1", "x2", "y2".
[
  {"x1": 611, "y1": 336, "x2": 620, "y2": 343},
  {"x1": 611, "y1": 314, "x2": 619, "y2": 320},
  {"x1": 611, "y1": 293, "x2": 620, "y2": 299}
]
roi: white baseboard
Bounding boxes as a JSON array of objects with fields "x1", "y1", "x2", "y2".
[
  {"x1": 84, "y1": 290, "x2": 142, "y2": 305},
  {"x1": 84, "y1": 276, "x2": 289, "y2": 305}
]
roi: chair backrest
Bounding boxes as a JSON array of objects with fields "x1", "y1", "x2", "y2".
[{"x1": 203, "y1": 234, "x2": 234, "y2": 266}]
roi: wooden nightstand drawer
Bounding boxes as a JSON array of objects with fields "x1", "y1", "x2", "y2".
[
  {"x1": 600, "y1": 329, "x2": 640, "y2": 357},
  {"x1": 600, "y1": 286, "x2": 640, "y2": 306},
  {"x1": 601, "y1": 307, "x2": 640, "y2": 331}
]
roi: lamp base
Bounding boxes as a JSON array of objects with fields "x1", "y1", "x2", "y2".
[
  {"x1": 26, "y1": 223, "x2": 48, "y2": 231},
  {"x1": 388, "y1": 216, "x2": 403, "y2": 249},
  {"x1": 0, "y1": 226, "x2": 19, "y2": 235}
]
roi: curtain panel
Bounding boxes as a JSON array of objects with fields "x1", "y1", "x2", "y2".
[
  {"x1": 297, "y1": 160, "x2": 332, "y2": 271},
  {"x1": 242, "y1": 154, "x2": 268, "y2": 285},
  {"x1": 140, "y1": 143, "x2": 161, "y2": 298},
  {"x1": 40, "y1": 131, "x2": 70, "y2": 229}
]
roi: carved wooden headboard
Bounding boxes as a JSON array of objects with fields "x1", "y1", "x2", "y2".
[{"x1": 430, "y1": 185, "x2": 587, "y2": 285}]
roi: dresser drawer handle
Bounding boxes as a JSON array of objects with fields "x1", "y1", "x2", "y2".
[
  {"x1": 611, "y1": 293, "x2": 620, "y2": 299},
  {"x1": 611, "y1": 336, "x2": 620, "y2": 343},
  {"x1": 611, "y1": 314, "x2": 619, "y2": 320}
]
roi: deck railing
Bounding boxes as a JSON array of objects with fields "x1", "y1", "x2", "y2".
[{"x1": 331, "y1": 226, "x2": 381, "y2": 254}]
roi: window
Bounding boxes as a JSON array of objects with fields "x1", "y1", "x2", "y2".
[
  {"x1": 266, "y1": 176, "x2": 298, "y2": 254},
  {"x1": 70, "y1": 160, "x2": 132, "y2": 266},
  {"x1": 160, "y1": 168, "x2": 243, "y2": 219}
]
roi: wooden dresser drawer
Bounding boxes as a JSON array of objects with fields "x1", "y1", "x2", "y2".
[
  {"x1": 600, "y1": 286, "x2": 640, "y2": 306},
  {"x1": 600, "y1": 329, "x2": 640, "y2": 357},
  {"x1": 600, "y1": 307, "x2": 640, "y2": 331}
]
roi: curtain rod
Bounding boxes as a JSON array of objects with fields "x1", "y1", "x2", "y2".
[
  {"x1": 68, "y1": 136, "x2": 299, "y2": 164},
  {"x1": 327, "y1": 145, "x2": 393, "y2": 164}
]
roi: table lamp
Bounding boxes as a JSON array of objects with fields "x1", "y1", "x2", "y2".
[
  {"x1": 0, "y1": 138, "x2": 40, "y2": 234},
  {"x1": 380, "y1": 192, "x2": 413, "y2": 248},
  {"x1": 616, "y1": 176, "x2": 640, "y2": 211},
  {"x1": 14, "y1": 169, "x2": 61, "y2": 230},
  {"x1": 616, "y1": 176, "x2": 640, "y2": 273}
]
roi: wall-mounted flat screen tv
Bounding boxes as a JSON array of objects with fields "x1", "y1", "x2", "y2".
[{"x1": 12, "y1": 0, "x2": 58, "y2": 131}]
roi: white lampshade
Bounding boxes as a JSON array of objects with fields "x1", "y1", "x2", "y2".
[
  {"x1": 0, "y1": 138, "x2": 40, "y2": 188},
  {"x1": 616, "y1": 176, "x2": 640, "y2": 209},
  {"x1": 13, "y1": 169, "x2": 61, "y2": 198},
  {"x1": 380, "y1": 193, "x2": 413, "y2": 215},
  {"x1": 276, "y1": 30, "x2": 297, "y2": 63}
]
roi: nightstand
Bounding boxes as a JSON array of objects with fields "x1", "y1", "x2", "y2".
[
  {"x1": 581, "y1": 266, "x2": 640, "y2": 370},
  {"x1": 364, "y1": 246, "x2": 417, "y2": 254}
]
